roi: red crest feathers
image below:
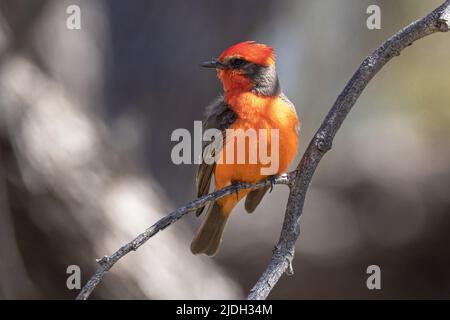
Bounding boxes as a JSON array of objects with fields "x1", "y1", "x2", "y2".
[{"x1": 219, "y1": 41, "x2": 275, "y2": 66}]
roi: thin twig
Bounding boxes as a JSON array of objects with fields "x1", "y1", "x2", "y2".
[
  {"x1": 76, "y1": 173, "x2": 294, "y2": 300},
  {"x1": 246, "y1": 0, "x2": 450, "y2": 300}
]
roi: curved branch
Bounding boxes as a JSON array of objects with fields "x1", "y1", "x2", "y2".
[
  {"x1": 76, "y1": 173, "x2": 294, "y2": 300},
  {"x1": 247, "y1": 0, "x2": 450, "y2": 300}
]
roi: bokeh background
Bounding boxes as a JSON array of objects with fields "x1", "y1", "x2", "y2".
[{"x1": 0, "y1": 0, "x2": 449, "y2": 299}]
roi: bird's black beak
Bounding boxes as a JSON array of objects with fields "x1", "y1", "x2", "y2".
[{"x1": 200, "y1": 59, "x2": 225, "y2": 69}]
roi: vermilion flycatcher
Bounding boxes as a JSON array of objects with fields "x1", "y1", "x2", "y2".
[{"x1": 191, "y1": 41, "x2": 299, "y2": 256}]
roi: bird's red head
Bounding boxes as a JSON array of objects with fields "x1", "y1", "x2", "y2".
[
  {"x1": 201, "y1": 41, "x2": 277, "y2": 95},
  {"x1": 218, "y1": 41, "x2": 275, "y2": 67}
]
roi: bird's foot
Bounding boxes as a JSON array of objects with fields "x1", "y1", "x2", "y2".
[
  {"x1": 231, "y1": 180, "x2": 240, "y2": 200},
  {"x1": 268, "y1": 175, "x2": 277, "y2": 193}
]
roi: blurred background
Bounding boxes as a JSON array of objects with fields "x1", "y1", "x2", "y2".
[{"x1": 0, "y1": 0, "x2": 449, "y2": 299}]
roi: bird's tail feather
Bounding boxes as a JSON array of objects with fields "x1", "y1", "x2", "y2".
[{"x1": 190, "y1": 202, "x2": 228, "y2": 256}]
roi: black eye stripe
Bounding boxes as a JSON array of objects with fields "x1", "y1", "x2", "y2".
[{"x1": 229, "y1": 58, "x2": 246, "y2": 68}]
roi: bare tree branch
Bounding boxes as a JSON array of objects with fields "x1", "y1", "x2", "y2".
[
  {"x1": 76, "y1": 173, "x2": 294, "y2": 300},
  {"x1": 247, "y1": 0, "x2": 450, "y2": 300},
  {"x1": 77, "y1": 0, "x2": 450, "y2": 301}
]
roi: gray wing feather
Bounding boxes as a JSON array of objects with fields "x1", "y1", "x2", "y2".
[
  {"x1": 195, "y1": 96, "x2": 236, "y2": 216},
  {"x1": 244, "y1": 185, "x2": 270, "y2": 213}
]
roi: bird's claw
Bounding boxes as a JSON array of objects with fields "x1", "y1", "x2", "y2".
[
  {"x1": 232, "y1": 180, "x2": 240, "y2": 200},
  {"x1": 268, "y1": 175, "x2": 276, "y2": 193}
]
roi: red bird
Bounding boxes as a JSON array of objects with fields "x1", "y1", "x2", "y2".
[{"x1": 192, "y1": 41, "x2": 299, "y2": 256}]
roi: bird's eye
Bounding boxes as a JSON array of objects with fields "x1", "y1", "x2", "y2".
[{"x1": 229, "y1": 58, "x2": 246, "y2": 68}]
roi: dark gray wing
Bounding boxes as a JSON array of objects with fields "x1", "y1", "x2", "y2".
[
  {"x1": 244, "y1": 185, "x2": 270, "y2": 213},
  {"x1": 196, "y1": 96, "x2": 236, "y2": 216}
]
